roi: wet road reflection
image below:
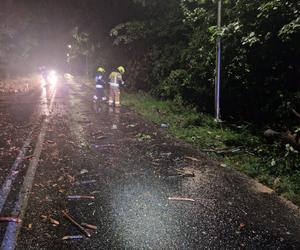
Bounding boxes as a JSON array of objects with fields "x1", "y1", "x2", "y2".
[{"x1": 1, "y1": 77, "x2": 298, "y2": 249}]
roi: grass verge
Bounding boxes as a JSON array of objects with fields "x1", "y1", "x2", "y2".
[{"x1": 123, "y1": 91, "x2": 300, "y2": 206}]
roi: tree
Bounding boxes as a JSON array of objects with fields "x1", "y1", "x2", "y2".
[
  {"x1": 111, "y1": 0, "x2": 300, "y2": 123},
  {"x1": 0, "y1": 2, "x2": 37, "y2": 77}
]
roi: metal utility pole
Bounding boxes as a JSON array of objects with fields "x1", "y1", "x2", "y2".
[{"x1": 215, "y1": 0, "x2": 222, "y2": 122}]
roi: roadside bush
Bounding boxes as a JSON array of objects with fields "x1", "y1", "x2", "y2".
[{"x1": 152, "y1": 69, "x2": 190, "y2": 99}]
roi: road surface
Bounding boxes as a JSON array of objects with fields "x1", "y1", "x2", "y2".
[{"x1": 0, "y1": 76, "x2": 300, "y2": 249}]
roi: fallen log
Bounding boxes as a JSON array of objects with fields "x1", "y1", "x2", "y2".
[{"x1": 264, "y1": 129, "x2": 300, "y2": 151}]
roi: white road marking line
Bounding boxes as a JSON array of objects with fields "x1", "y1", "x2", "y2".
[
  {"x1": 1, "y1": 87, "x2": 57, "y2": 250},
  {"x1": 0, "y1": 131, "x2": 33, "y2": 213},
  {"x1": 1, "y1": 122, "x2": 47, "y2": 250},
  {"x1": 0, "y1": 80, "x2": 55, "y2": 213}
]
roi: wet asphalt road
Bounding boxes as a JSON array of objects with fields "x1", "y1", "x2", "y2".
[{"x1": 0, "y1": 77, "x2": 300, "y2": 250}]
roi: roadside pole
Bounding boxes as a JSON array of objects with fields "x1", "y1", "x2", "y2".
[{"x1": 215, "y1": 0, "x2": 222, "y2": 122}]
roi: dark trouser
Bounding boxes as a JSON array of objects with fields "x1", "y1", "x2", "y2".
[{"x1": 96, "y1": 88, "x2": 105, "y2": 101}]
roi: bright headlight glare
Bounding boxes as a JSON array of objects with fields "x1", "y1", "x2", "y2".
[{"x1": 47, "y1": 70, "x2": 58, "y2": 85}]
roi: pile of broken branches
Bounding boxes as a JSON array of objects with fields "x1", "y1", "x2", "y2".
[{"x1": 264, "y1": 108, "x2": 300, "y2": 151}]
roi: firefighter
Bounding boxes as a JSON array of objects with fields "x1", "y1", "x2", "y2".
[
  {"x1": 108, "y1": 66, "x2": 125, "y2": 107},
  {"x1": 93, "y1": 67, "x2": 106, "y2": 111}
]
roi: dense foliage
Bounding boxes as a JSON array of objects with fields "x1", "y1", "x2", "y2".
[
  {"x1": 0, "y1": 1, "x2": 37, "y2": 77},
  {"x1": 111, "y1": 0, "x2": 300, "y2": 125}
]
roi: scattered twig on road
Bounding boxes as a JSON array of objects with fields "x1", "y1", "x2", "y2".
[
  {"x1": 91, "y1": 190, "x2": 101, "y2": 194},
  {"x1": 92, "y1": 144, "x2": 115, "y2": 149},
  {"x1": 23, "y1": 155, "x2": 34, "y2": 160},
  {"x1": 45, "y1": 140, "x2": 55, "y2": 144},
  {"x1": 184, "y1": 156, "x2": 200, "y2": 162},
  {"x1": 81, "y1": 223, "x2": 97, "y2": 230},
  {"x1": 92, "y1": 131, "x2": 103, "y2": 136},
  {"x1": 80, "y1": 169, "x2": 89, "y2": 175},
  {"x1": 78, "y1": 120, "x2": 91, "y2": 124},
  {"x1": 67, "y1": 175, "x2": 76, "y2": 183},
  {"x1": 181, "y1": 173, "x2": 195, "y2": 178},
  {"x1": 168, "y1": 197, "x2": 195, "y2": 202},
  {"x1": 40, "y1": 215, "x2": 48, "y2": 220},
  {"x1": 201, "y1": 147, "x2": 240, "y2": 154},
  {"x1": 40, "y1": 215, "x2": 60, "y2": 225},
  {"x1": 78, "y1": 180, "x2": 97, "y2": 185},
  {"x1": 62, "y1": 211, "x2": 91, "y2": 238},
  {"x1": 167, "y1": 173, "x2": 195, "y2": 178},
  {"x1": 62, "y1": 235, "x2": 84, "y2": 240},
  {"x1": 67, "y1": 195, "x2": 95, "y2": 200},
  {"x1": 0, "y1": 217, "x2": 22, "y2": 223},
  {"x1": 49, "y1": 217, "x2": 60, "y2": 225}
]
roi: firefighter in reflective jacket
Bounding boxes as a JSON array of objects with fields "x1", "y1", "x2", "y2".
[
  {"x1": 108, "y1": 66, "x2": 125, "y2": 107},
  {"x1": 93, "y1": 67, "x2": 106, "y2": 104}
]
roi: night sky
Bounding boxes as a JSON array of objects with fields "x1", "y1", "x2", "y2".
[{"x1": 2, "y1": 0, "x2": 144, "y2": 72}]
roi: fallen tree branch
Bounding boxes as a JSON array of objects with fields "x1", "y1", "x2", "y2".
[
  {"x1": 201, "y1": 147, "x2": 241, "y2": 154},
  {"x1": 185, "y1": 156, "x2": 200, "y2": 162},
  {"x1": 62, "y1": 211, "x2": 91, "y2": 238},
  {"x1": 264, "y1": 129, "x2": 300, "y2": 151},
  {"x1": 168, "y1": 197, "x2": 195, "y2": 202},
  {"x1": 0, "y1": 217, "x2": 22, "y2": 223}
]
